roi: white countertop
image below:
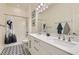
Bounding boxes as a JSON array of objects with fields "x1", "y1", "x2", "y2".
[{"x1": 29, "y1": 33, "x2": 79, "y2": 55}]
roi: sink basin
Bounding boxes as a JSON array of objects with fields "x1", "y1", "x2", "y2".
[
  {"x1": 58, "y1": 41, "x2": 76, "y2": 48},
  {"x1": 48, "y1": 38, "x2": 77, "y2": 48}
]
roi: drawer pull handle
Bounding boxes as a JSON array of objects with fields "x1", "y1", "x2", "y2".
[
  {"x1": 34, "y1": 40, "x2": 39, "y2": 43},
  {"x1": 34, "y1": 47, "x2": 39, "y2": 51}
]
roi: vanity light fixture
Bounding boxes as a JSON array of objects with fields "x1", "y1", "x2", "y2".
[{"x1": 36, "y1": 3, "x2": 49, "y2": 13}]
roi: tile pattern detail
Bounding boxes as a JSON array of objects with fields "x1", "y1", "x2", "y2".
[{"x1": 0, "y1": 44, "x2": 31, "y2": 55}]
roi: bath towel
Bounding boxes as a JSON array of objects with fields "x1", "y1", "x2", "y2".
[
  {"x1": 63, "y1": 22, "x2": 70, "y2": 35},
  {"x1": 57, "y1": 23, "x2": 63, "y2": 34}
]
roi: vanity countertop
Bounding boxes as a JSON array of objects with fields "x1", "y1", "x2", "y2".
[{"x1": 29, "y1": 33, "x2": 79, "y2": 55}]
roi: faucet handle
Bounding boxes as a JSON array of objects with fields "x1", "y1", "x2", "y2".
[
  {"x1": 62, "y1": 35, "x2": 65, "y2": 40},
  {"x1": 68, "y1": 37, "x2": 71, "y2": 42}
]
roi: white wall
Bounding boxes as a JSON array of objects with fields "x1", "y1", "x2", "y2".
[
  {"x1": 9, "y1": 16, "x2": 27, "y2": 43},
  {"x1": 38, "y1": 4, "x2": 72, "y2": 33},
  {"x1": 38, "y1": 4, "x2": 79, "y2": 34},
  {"x1": 0, "y1": 5, "x2": 7, "y2": 52},
  {"x1": 38, "y1": 3, "x2": 79, "y2": 42}
]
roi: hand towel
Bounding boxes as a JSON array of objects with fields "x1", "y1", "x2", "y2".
[
  {"x1": 57, "y1": 23, "x2": 63, "y2": 34},
  {"x1": 63, "y1": 22, "x2": 70, "y2": 35}
]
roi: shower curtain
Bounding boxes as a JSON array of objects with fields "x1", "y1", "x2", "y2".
[{"x1": 4, "y1": 20, "x2": 17, "y2": 44}]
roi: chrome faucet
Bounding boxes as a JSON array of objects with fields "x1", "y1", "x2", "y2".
[
  {"x1": 62, "y1": 34, "x2": 71, "y2": 42},
  {"x1": 68, "y1": 37, "x2": 71, "y2": 42},
  {"x1": 58, "y1": 34, "x2": 61, "y2": 39},
  {"x1": 68, "y1": 33, "x2": 72, "y2": 42},
  {"x1": 62, "y1": 34, "x2": 65, "y2": 40}
]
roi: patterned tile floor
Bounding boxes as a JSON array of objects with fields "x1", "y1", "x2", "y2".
[{"x1": 0, "y1": 44, "x2": 31, "y2": 55}]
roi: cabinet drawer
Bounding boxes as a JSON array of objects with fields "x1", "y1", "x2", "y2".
[
  {"x1": 33, "y1": 46, "x2": 39, "y2": 52},
  {"x1": 29, "y1": 35, "x2": 40, "y2": 45},
  {"x1": 32, "y1": 37, "x2": 40, "y2": 49},
  {"x1": 34, "y1": 39, "x2": 40, "y2": 43},
  {"x1": 31, "y1": 46, "x2": 40, "y2": 55}
]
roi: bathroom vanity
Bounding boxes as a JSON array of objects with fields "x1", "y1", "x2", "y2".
[{"x1": 28, "y1": 33, "x2": 79, "y2": 55}]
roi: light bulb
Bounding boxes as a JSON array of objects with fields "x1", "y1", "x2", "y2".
[
  {"x1": 36, "y1": 8, "x2": 39, "y2": 11},
  {"x1": 40, "y1": 3, "x2": 43, "y2": 6},
  {"x1": 38, "y1": 5, "x2": 40, "y2": 8},
  {"x1": 43, "y1": 7, "x2": 46, "y2": 11},
  {"x1": 40, "y1": 9, "x2": 43, "y2": 13}
]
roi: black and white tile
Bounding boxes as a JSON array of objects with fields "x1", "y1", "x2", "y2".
[{"x1": 0, "y1": 44, "x2": 31, "y2": 55}]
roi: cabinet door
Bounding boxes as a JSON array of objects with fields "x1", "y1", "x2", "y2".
[
  {"x1": 33, "y1": 38, "x2": 41, "y2": 55},
  {"x1": 28, "y1": 36, "x2": 34, "y2": 54},
  {"x1": 28, "y1": 36, "x2": 40, "y2": 55},
  {"x1": 38, "y1": 40, "x2": 51, "y2": 55},
  {"x1": 31, "y1": 46, "x2": 40, "y2": 55},
  {"x1": 28, "y1": 36, "x2": 31, "y2": 49}
]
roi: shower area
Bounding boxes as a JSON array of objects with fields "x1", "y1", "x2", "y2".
[{"x1": 4, "y1": 14, "x2": 28, "y2": 44}]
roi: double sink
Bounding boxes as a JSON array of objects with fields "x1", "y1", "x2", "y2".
[
  {"x1": 46, "y1": 35, "x2": 77, "y2": 48},
  {"x1": 37, "y1": 33, "x2": 78, "y2": 48}
]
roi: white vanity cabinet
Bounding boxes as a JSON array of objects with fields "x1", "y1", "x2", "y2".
[
  {"x1": 28, "y1": 35, "x2": 71, "y2": 55},
  {"x1": 28, "y1": 36, "x2": 41, "y2": 55}
]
